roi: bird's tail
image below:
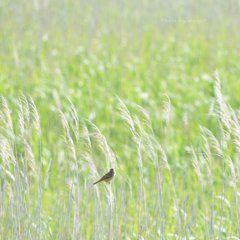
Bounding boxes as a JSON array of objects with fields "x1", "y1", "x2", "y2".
[{"x1": 93, "y1": 179, "x2": 102, "y2": 185}]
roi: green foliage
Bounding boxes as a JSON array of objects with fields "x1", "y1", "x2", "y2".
[{"x1": 1, "y1": 0, "x2": 240, "y2": 239}]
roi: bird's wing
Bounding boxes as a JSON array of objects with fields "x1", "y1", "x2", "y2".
[
  {"x1": 93, "y1": 171, "x2": 112, "y2": 185},
  {"x1": 100, "y1": 171, "x2": 112, "y2": 180}
]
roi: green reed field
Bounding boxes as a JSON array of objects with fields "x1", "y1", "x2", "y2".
[{"x1": 1, "y1": 0, "x2": 240, "y2": 239}]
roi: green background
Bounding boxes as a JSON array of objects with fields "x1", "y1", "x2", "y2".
[{"x1": 0, "y1": 0, "x2": 240, "y2": 239}]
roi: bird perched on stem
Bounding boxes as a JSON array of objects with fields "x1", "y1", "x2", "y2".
[{"x1": 93, "y1": 168, "x2": 115, "y2": 185}]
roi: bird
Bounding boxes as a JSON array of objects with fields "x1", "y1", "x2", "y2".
[{"x1": 93, "y1": 168, "x2": 115, "y2": 185}]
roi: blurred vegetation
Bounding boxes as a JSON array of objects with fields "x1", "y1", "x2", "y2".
[{"x1": 0, "y1": 0, "x2": 240, "y2": 239}]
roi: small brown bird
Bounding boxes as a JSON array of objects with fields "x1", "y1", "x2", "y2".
[{"x1": 93, "y1": 168, "x2": 115, "y2": 185}]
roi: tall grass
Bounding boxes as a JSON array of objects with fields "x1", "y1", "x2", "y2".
[
  {"x1": 0, "y1": 77, "x2": 240, "y2": 239},
  {"x1": 1, "y1": 0, "x2": 240, "y2": 239}
]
